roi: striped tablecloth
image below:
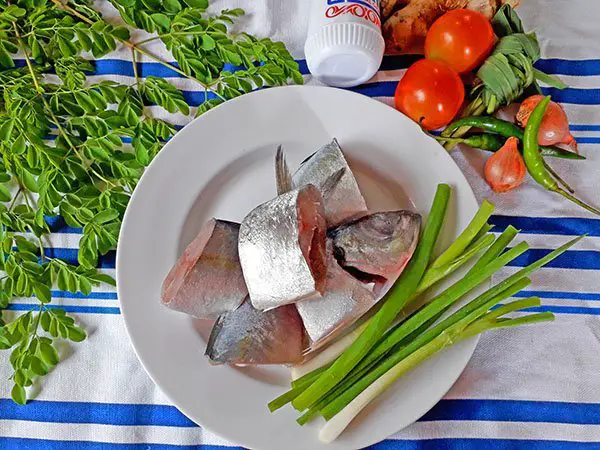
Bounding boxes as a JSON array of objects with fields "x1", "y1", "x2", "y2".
[{"x1": 2, "y1": 0, "x2": 600, "y2": 448}]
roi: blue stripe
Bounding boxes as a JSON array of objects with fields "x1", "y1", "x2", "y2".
[
  {"x1": 514, "y1": 290, "x2": 600, "y2": 301},
  {"x1": 520, "y1": 305, "x2": 600, "y2": 315},
  {"x1": 541, "y1": 87, "x2": 600, "y2": 105},
  {"x1": 14, "y1": 59, "x2": 245, "y2": 79},
  {"x1": 0, "y1": 399, "x2": 196, "y2": 427},
  {"x1": 536, "y1": 58, "x2": 600, "y2": 76},
  {"x1": 44, "y1": 134, "x2": 133, "y2": 144},
  {"x1": 43, "y1": 248, "x2": 116, "y2": 268},
  {"x1": 490, "y1": 215, "x2": 600, "y2": 237},
  {"x1": 15, "y1": 58, "x2": 600, "y2": 105},
  {"x1": 0, "y1": 439, "x2": 233, "y2": 450},
  {"x1": 6, "y1": 304, "x2": 121, "y2": 314},
  {"x1": 19, "y1": 56, "x2": 599, "y2": 78},
  {"x1": 507, "y1": 248, "x2": 600, "y2": 271},
  {"x1": 3, "y1": 439, "x2": 600, "y2": 450},
  {"x1": 421, "y1": 399, "x2": 600, "y2": 424},
  {"x1": 379, "y1": 54, "x2": 422, "y2": 71},
  {"x1": 570, "y1": 124, "x2": 600, "y2": 131},
  {"x1": 4, "y1": 398, "x2": 600, "y2": 427},
  {"x1": 370, "y1": 439, "x2": 600, "y2": 450},
  {"x1": 576, "y1": 137, "x2": 600, "y2": 144},
  {"x1": 51, "y1": 290, "x2": 117, "y2": 300},
  {"x1": 45, "y1": 216, "x2": 82, "y2": 234},
  {"x1": 344, "y1": 81, "x2": 600, "y2": 105}
]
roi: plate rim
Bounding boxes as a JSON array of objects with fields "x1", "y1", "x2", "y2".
[{"x1": 116, "y1": 84, "x2": 481, "y2": 450}]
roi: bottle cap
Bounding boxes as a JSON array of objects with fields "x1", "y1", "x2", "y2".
[{"x1": 305, "y1": 22, "x2": 385, "y2": 88}]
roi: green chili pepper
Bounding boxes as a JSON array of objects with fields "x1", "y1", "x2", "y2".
[
  {"x1": 432, "y1": 133, "x2": 505, "y2": 152},
  {"x1": 430, "y1": 132, "x2": 582, "y2": 160},
  {"x1": 523, "y1": 96, "x2": 600, "y2": 216},
  {"x1": 443, "y1": 117, "x2": 585, "y2": 160}
]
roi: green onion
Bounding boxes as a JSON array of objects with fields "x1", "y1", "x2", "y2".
[
  {"x1": 459, "y1": 297, "x2": 541, "y2": 338},
  {"x1": 359, "y1": 242, "x2": 529, "y2": 370},
  {"x1": 416, "y1": 233, "x2": 495, "y2": 296},
  {"x1": 430, "y1": 200, "x2": 495, "y2": 269},
  {"x1": 318, "y1": 288, "x2": 554, "y2": 443},
  {"x1": 291, "y1": 184, "x2": 452, "y2": 411},
  {"x1": 315, "y1": 235, "x2": 580, "y2": 440},
  {"x1": 320, "y1": 276, "x2": 531, "y2": 421},
  {"x1": 467, "y1": 225, "x2": 519, "y2": 276},
  {"x1": 295, "y1": 309, "x2": 443, "y2": 425},
  {"x1": 291, "y1": 323, "x2": 368, "y2": 382},
  {"x1": 294, "y1": 230, "x2": 495, "y2": 387},
  {"x1": 269, "y1": 367, "x2": 326, "y2": 412}
]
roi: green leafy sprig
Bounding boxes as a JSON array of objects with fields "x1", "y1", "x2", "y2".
[{"x1": 0, "y1": 0, "x2": 302, "y2": 404}]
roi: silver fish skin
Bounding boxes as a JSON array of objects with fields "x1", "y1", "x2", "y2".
[
  {"x1": 205, "y1": 298, "x2": 305, "y2": 365},
  {"x1": 330, "y1": 210, "x2": 421, "y2": 280},
  {"x1": 238, "y1": 184, "x2": 328, "y2": 311},
  {"x1": 161, "y1": 219, "x2": 248, "y2": 319},
  {"x1": 296, "y1": 241, "x2": 376, "y2": 346},
  {"x1": 292, "y1": 139, "x2": 368, "y2": 227}
]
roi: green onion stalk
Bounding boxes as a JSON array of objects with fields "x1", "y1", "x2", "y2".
[
  {"x1": 314, "y1": 234, "x2": 581, "y2": 441},
  {"x1": 290, "y1": 184, "x2": 453, "y2": 411}
]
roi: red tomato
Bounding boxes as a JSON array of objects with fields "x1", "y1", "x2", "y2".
[
  {"x1": 425, "y1": 9, "x2": 495, "y2": 74},
  {"x1": 394, "y1": 59, "x2": 465, "y2": 130}
]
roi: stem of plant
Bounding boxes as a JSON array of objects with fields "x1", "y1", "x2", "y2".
[
  {"x1": 8, "y1": 188, "x2": 23, "y2": 212},
  {"x1": 50, "y1": 0, "x2": 227, "y2": 101},
  {"x1": 459, "y1": 296, "x2": 541, "y2": 338},
  {"x1": 13, "y1": 22, "x2": 117, "y2": 189}
]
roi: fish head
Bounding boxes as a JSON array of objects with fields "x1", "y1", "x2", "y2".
[{"x1": 331, "y1": 211, "x2": 421, "y2": 279}]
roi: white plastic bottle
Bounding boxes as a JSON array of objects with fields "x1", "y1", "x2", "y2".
[{"x1": 304, "y1": 0, "x2": 385, "y2": 88}]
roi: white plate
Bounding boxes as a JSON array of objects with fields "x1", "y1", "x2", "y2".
[{"x1": 117, "y1": 86, "x2": 480, "y2": 450}]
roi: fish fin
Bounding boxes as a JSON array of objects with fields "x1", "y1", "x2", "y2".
[
  {"x1": 321, "y1": 168, "x2": 346, "y2": 200},
  {"x1": 275, "y1": 145, "x2": 293, "y2": 195}
]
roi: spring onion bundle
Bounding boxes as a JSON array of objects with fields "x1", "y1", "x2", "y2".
[{"x1": 268, "y1": 183, "x2": 581, "y2": 442}]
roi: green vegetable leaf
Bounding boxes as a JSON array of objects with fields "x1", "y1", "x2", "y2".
[
  {"x1": 34, "y1": 285, "x2": 52, "y2": 304},
  {"x1": 0, "y1": 185, "x2": 11, "y2": 202},
  {"x1": 141, "y1": 76, "x2": 190, "y2": 115},
  {"x1": 11, "y1": 384, "x2": 26, "y2": 405},
  {"x1": 0, "y1": 0, "x2": 301, "y2": 406},
  {"x1": 40, "y1": 342, "x2": 59, "y2": 366},
  {"x1": 68, "y1": 326, "x2": 86, "y2": 342}
]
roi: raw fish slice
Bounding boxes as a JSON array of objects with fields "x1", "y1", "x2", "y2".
[
  {"x1": 238, "y1": 184, "x2": 328, "y2": 311},
  {"x1": 296, "y1": 241, "x2": 377, "y2": 346},
  {"x1": 292, "y1": 139, "x2": 368, "y2": 227},
  {"x1": 161, "y1": 219, "x2": 247, "y2": 319},
  {"x1": 330, "y1": 210, "x2": 421, "y2": 280},
  {"x1": 205, "y1": 298, "x2": 305, "y2": 365}
]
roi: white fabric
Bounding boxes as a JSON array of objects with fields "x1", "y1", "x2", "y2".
[{"x1": 2, "y1": 1, "x2": 600, "y2": 449}]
